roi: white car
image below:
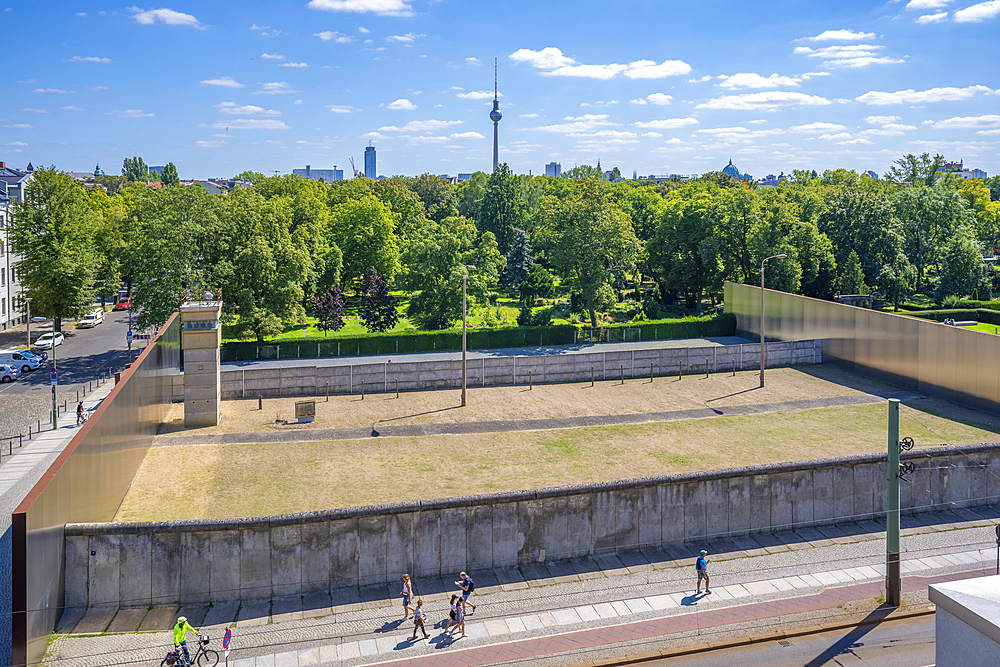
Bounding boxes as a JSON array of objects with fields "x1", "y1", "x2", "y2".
[
  {"x1": 33, "y1": 332, "x2": 65, "y2": 350},
  {"x1": 0, "y1": 364, "x2": 19, "y2": 383},
  {"x1": 77, "y1": 310, "x2": 105, "y2": 328}
]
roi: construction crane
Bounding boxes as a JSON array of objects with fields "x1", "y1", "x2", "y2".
[{"x1": 349, "y1": 156, "x2": 358, "y2": 178}]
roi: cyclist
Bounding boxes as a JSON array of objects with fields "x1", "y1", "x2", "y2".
[
  {"x1": 76, "y1": 402, "x2": 85, "y2": 425},
  {"x1": 173, "y1": 616, "x2": 199, "y2": 665}
]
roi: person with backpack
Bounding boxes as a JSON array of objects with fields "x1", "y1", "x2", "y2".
[
  {"x1": 410, "y1": 599, "x2": 428, "y2": 640},
  {"x1": 696, "y1": 550, "x2": 711, "y2": 595},
  {"x1": 456, "y1": 571, "x2": 476, "y2": 613}
]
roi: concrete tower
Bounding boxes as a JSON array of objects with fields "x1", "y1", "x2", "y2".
[{"x1": 490, "y1": 58, "x2": 502, "y2": 172}]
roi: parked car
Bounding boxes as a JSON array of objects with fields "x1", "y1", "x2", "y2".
[
  {"x1": 77, "y1": 309, "x2": 105, "y2": 328},
  {"x1": 33, "y1": 332, "x2": 65, "y2": 350},
  {"x1": 0, "y1": 350, "x2": 43, "y2": 373},
  {"x1": 0, "y1": 364, "x2": 19, "y2": 383},
  {"x1": 30, "y1": 316, "x2": 47, "y2": 323},
  {"x1": 112, "y1": 298, "x2": 131, "y2": 311}
]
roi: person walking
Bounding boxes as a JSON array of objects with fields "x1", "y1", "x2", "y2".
[
  {"x1": 696, "y1": 549, "x2": 711, "y2": 595},
  {"x1": 453, "y1": 598, "x2": 466, "y2": 637},
  {"x1": 173, "y1": 616, "x2": 199, "y2": 666},
  {"x1": 410, "y1": 599, "x2": 428, "y2": 640},
  {"x1": 445, "y1": 595, "x2": 460, "y2": 634},
  {"x1": 76, "y1": 402, "x2": 85, "y2": 425},
  {"x1": 456, "y1": 571, "x2": 476, "y2": 613},
  {"x1": 400, "y1": 574, "x2": 414, "y2": 619}
]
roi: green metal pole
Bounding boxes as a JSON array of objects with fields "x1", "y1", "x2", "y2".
[{"x1": 887, "y1": 398, "x2": 901, "y2": 607}]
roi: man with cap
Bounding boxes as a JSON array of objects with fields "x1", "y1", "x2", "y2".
[
  {"x1": 695, "y1": 550, "x2": 711, "y2": 595},
  {"x1": 173, "y1": 616, "x2": 199, "y2": 665}
]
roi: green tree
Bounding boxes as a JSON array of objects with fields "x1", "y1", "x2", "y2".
[
  {"x1": 478, "y1": 163, "x2": 528, "y2": 255},
  {"x1": 884, "y1": 152, "x2": 946, "y2": 186},
  {"x1": 563, "y1": 164, "x2": 604, "y2": 180},
  {"x1": 358, "y1": 267, "x2": 399, "y2": 332},
  {"x1": 456, "y1": 171, "x2": 488, "y2": 221},
  {"x1": 609, "y1": 166, "x2": 622, "y2": 181},
  {"x1": 329, "y1": 194, "x2": 401, "y2": 291},
  {"x1": 519, "y1": 264, "x2": 555, "y2": 303},
  {"x1": 403, "y1": 174, "x2": 459, "y2": 222},
  {"x1": 500, "y1": 228, "x2": 534, "y2": 293},
  {"x1": 818, "y1": 186, "x2": 903, "y2": 289},
  {"x1": 939, "y1": 228, "x2": 989, "y2": 300},
  {"x1": 9, "y1": 167, "x2": 98, "y2": 332},
  {"x1": 892, "y1": 185, "x2": 972, "y2": 291},
  {"x1": 160, "y1": 162, "x2": 180, "y2": 187},
  {"x1": 838, "y1": 250, "x2": 869, "y2": 295},
  {"x1": 546, "y1": 180, "x2": 642, "y2": 326},
  {"x1": 122, "y1": 156, "x2": 149, "y2": 182}
]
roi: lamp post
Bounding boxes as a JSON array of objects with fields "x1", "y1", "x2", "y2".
[
  {"x1": 759, "y1": 254, "x2": 787, "y2": 388},
  {"x1": 461, "y1": 265, "x2": 477, "y2": 407},
  {"x1": 25, "y1": 296, "x2": 32, "y2": 349}
]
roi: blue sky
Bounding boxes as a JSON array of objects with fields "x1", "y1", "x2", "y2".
[{"x1": 2, "y1": 0, "x2": 999, "y2": 180}]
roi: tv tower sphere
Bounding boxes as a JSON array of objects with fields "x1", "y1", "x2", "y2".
[{"x1": 490, "y1": 106, "x2": 502, "y2": 122}]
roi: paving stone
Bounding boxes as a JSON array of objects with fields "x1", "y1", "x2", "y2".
[
  {"x1": 798, "y1": 573, "x2": 822, "y2": 587},
  {"x1": 203, "y1": 603, "x2": 239, "y2": 629},
  {"x1": 301, "y1": 593, "x2": 332, "y2": 619},
  {"x1": 856, "y1": 566, "x2": 881, "y2": 579},
  {"x1": 592, "y1": 554, "x2": 625, "y2": 577},
  {"x1": 274, "y1": 650, "x2": 297, "y2": 667},
  {"x1": 639, "y1": 546, "x2": 674, "y2": 569},
  {"x1": 318, "y1": 645, "x2": 338, "y2": 663},
  {"x1": 271, "y1": 596, "x2": 303, "y2": 623},
  {"x1": 645, "y1": 594, "x2": 677, "y2": 610},
  {"x1": 107, "y1": 608, "x2": 148, "y2": 634},
  {"x1": 340, "y1": 642, "x2": 360, "y2": 660},
  {"x1": 610, "y1": 601, "x2": 632, "y2": 616},
  {"x1": 773, "y1": 531, "x2": 810, "y2": 551},
  {"x1": 721, "y1": 584, "x2": 750, "y2": 598},
  {"x1": 55, "y1": 607, "x2": 87, "y2": 634},
  {"x1": 255, "y1": 654, "x2": 274, "y2": 667},
  {"x1": 234, "y1": 657, "x2": 254, "y2": 667},
  {"x1": 742, "y1": 581, "x2": 779, "y2": 596},
  {"x1": 623, "y1": 598, "x2": 653, "y2": 614},
  {"x1": 794, "y1": 527, "x2": 835, "y2": 548},
  {"x1": 296, "y1": 648, "x2": 319, "y2": 665},
  {"x1": 465, "y1": 622, "x2": 489, "y2": 639},
  {"x1": 592, "y1": 602, "x2": 618, "y2": 618},
  {"x1": 575, "y1": 605, "x2": 600, "y2": 621},
  {"x1": 73, "y1": 607, "x2": 117, "y2": 634},
  {"x1": 236, "y1": 601, "x2": 271, "y2": 627},
  {"x1": 330, "y1": 587, "x2": 362, "y2": 614},
  {"x1": 495, "y1": 567, "x2": 529, "y2": 591},
  {"x1": 705, "y1": 586, "x2": 731, "y2": 600},
  {"x1": 730, "y1": 535, "x2": 769, "y2": 557},
  {"x1": 770, "y1": 578, "x2": 795, "y2": 592},
  {"x1": 546, "y1": 559, "x2": 579, "y2": 584},
  {"x1": 538, "y1": 612, "x2": 557, "y2": 627},
  {"x1": 618, "y1": 549, "x2": 652, "y2": 573},
  {"x1": 504, "y1": 617, "x2": 527, "y2": 633},
  {"x1": 520, "y1": 614, "x2": 545, "y2": 630},
  {"x1": 841, "y1": 567, "x2": 867, "y2": 581},
  {"x1": 707, "y1": 537, "x2": 747, "y2": 560},
  {"x1": 484, "y1": 619, "x2": 509, "y2": 636},
  {"x1": 783, "y1": 575, "x2": 810, "y2": 589},
  {"x1": 521, "y1": 562, "x2": 555, "y2": 587},
  {"x1": 357, "y1": 639, "x2": 378, "y2": 656}
]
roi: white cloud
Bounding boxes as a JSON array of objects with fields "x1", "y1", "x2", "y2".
[
  {"x1": 859, "y1": 123, "x2": 917, "y2": 136},
  {"x1": 509, "y1": 47, "x2": 689, "y2": 80},
  {"x1": 250, "y1": 23, "x2": 269, "y2": 30},
  {"x1": 623, "y1": 60, "x2": 692, "y2": 79},
  {"x1": 580, "y1": 100, "x2": 619, "y2": 107},
  {"x1": 407, "y1": 136, "x2": 450, "y2": 144},
  {"x1": 544, "y1": 64, "x2": 627, "y2": 80},
  {"x1": 532, "y1": 114, "x2": 618, "y2": 133},
  {"x1": 719, "y1": 72, "x2": 801, "y2": 89},
  {"x1": 216, "y1": 102, "x2": 281, "y2": 116},
  {"x1": 201, "y1": 76, "x2": 244, "y2": 88},
  {"x1": 70, "y1": 56, "x2": 111, "y2": 63},
  {"x1": 195, "y1": 140, "x2": 226, "y2": 148},
  {"x1": 61, "y1": 106, "x2": 88, "y2": 111},
  {"x1": 509, "y1": 47, "x2": 576, "y2": 69},
  {"x1": 457, "y1": 90, "x2": 501, "y2": 100},
  {"x1": 260, "y1": 53, "x2": 285, "y2": 60},
  {"x1": 105, "y1": 109, "x2": 155, "y2": 118},
  {"x1": 128, "y1": 7, "x2": 203, "y2": 28},
  {"x1": 5, "y1": 141, "x2": 28, "y2": 146},
  {"x1": 915, "y1": 12, "x2": 949, "y2": 23},
  {"x1": 954, "y1": 0, "x2": 1000, "y2": 21},
  {"x1": 326, "y1": 104, "x2": 358, "y2": 113},
  {"x1": 281, "y1": 62, "x2": 309, "y2": 68},
  {"x1": 856, "y1": 85, "x2": 992, "y2": 105},
  {"x1": 838, "y1": 137, "x2": 874, "y2": 145},
  {"x1": 22, "y1": 108, "x2": 49, "y2": 113},
  {"x1": 687, "y1": 75, "x2": 713, "y2": 83},
  {"x1": 696, "y1": 91, "x2": 832, "y2": 110},
  {"x1": 931, "y1": 114, "x2": 1000, "y2": 129},
  {"x1": 358, "y1": 26, "x2": 370, "y2": 33},
  {"x1": 307, "y1": 0, "x2": 414, "y2": 16},
  {"x1": 818, "y1": 133, "x2": 853, "y2": 140},
  {"x1": 294, "y1": 99, "x2": 304, "y2": 105},
  {"x1": 33, "y1": 88, "x2": 74, "y2": 93},
  {"x1": 209, "y1": 119, "x2": 289, "y2": 130},
  {"x1": 465, "y1": 57, "x2": 481, "y2": 65},
  {"x1": 378, "y1": 119, "x2": 463, "y2": 132},
  {"x1": 633, "y1": 117, "x2": 700, "y2": 129},
  {"x1": 387, "y1": 32, "x2": 423, "y2": 43},
  {"x1": 629, "y1": 93, "x2": 673, "y2": 105},
  {"x1": 253, "y1": 82, "x2": 297, "y2": 94},
  {"x1": 789, "y1": 122, "x2": 848, "y2": 133},
  {"x1": 906, "y1": 0, "x2": 951, "y2": 8},
  {"x1": 805, "y1": 29, "x2": 876, "y2": 41},
  {"x1": 641, "y1": 132, "x2": 662, "y2": 137},
  {"x1": 864, "y1": 115, "x2": 901, "y2": 124},
  {"x1": 794, "y1": 44, "x2": 904, "y2": 68},
  {"x1": 314, "y1": 31, "x2": 353, "y2": 43},
  {"x1": 519, "y1": 113, "x2": 539, "y2": 118},
  {"x1": 387, "y1": 98, "x2": 417, "y2": 110},
  {"x1": 450, "y1": 131, "x2": 484, "y2": 139}
]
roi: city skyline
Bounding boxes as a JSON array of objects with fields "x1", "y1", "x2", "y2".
[{"x1": 1, "y1": 1, "x2": 999, "y2": 179}]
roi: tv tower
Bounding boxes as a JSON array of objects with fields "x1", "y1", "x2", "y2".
[{"x1": 490, "y1": 57, "x2": 502, "y2": 172}]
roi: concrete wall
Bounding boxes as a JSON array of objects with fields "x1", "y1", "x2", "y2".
[
  {"x1": 219, "y1": 340, "x2": 822, "y2": 399},
  {"x1": 64, "y1": 442, "x2": 1000, "y2": 608}
]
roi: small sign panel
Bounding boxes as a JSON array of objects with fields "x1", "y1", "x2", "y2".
[
  {"x1": 50, "y1": 369, "x2": 57, "y2": 385},
  {"x1": 126, "y1": 330, "x2": 134, "y2": 344},
  {"x1": 223, "y1": 627, "x2": 231, "y2": 650},
  {"x1": 295, "y1": 400, "x2": 316, "y2": 423}
]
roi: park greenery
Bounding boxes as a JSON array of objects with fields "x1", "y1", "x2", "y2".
[{"x1": 9, "y1": 153, "x2": 1000, "y2": 340}]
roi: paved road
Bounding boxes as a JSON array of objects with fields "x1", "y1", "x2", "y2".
[
  {"x1": 223, "y1": 336, "x2": 754, "y2": 370},
  {"x1": 651, "y1": 615, "x2": 935, "y2": 666},
  {"x1": 0, "y1": 310, "x2": 146, "y2": 396}
]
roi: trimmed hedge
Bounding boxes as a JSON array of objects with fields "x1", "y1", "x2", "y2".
[
  {"x1": 220, "y1": 313, "x2": 737, "y2": 362},
  {"x1": 902, "y1": 309, "x2": 1000, "y2": 325}
]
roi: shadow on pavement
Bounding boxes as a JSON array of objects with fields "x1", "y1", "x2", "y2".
[{"x1": 803, "y1": 604, "x2": 897, "y2": 667}]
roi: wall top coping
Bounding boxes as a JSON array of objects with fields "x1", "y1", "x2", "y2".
[{"x1": 66, "y1": 440, "x2": 1000, "y2": 536}]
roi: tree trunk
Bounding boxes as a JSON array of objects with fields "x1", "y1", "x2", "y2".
[
  {"x1": 54, "y1": 317, "x2": 62, "y2": 333},
  {"x1": 589, "y1": 307, "x2": 597, "y2": 328}
]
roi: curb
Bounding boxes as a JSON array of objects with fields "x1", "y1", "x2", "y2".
[{"x1": 565, "y1": 604, "x2": 936, "y2": 667}]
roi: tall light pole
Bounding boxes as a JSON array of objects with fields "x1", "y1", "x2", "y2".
[
  {"x1": 462, "y1": 265, "x2": 477, "y2": 407},
  {"x1": 24, "y1": 296, "x2": 32, "y2": 349},
  {"x1": 759, "y1": 254, "x2": 787, "y2": 388}
]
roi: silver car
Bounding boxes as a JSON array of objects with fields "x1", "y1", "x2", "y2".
[{"x1": 0, "y1": 363, "x2": 20, "y2": 383}]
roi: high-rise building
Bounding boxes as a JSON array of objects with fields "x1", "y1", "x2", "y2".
[
  {"x1": 292, "y1": 165, "x2": 341, "y2": 182},
  {"x1": 364, "y1": 145, "x2": 376, "y2": 179},
  {"x1": 545, "y1": 162, "x2": 561, "y2": 178},
  {"x1": 491, "y1": 58, "x2": 502, "y2": 172}
]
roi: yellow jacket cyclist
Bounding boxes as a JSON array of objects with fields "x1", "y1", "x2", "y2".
[{"x1": 174, "y1": 616, "x2": 199, "y2": 664}]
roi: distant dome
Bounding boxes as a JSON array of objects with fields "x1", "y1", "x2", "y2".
[
  {"x1": 722, "y1": 159, "x2": 741, "y2": 178},
  {"x1": 490, "y1": 109, "x2": 502, "y2": 122}
]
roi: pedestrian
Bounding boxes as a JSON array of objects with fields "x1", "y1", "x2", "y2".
[
  {"x1": 696, "y1": 549, "x2": 711, "y2": 594},
  {"x1": 410, "y1": 599, "x2": 428, "y2": 640},
  {"x1": 76, "y1": 402, "x2": 85, "y2": 425},
  {"x1": 454, "y1": 598, "x2": 466, "y2": 637},
  {"x1": 456, "y1": 571, "x2": 476, "y2": 613},
  {"x1": 445, "y1": 594, "x2": 460, "y2": 634},
  {"x1": 400, "y1": 574, "x2": 413, "y2": 619}
]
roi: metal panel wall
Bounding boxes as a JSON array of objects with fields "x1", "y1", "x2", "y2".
[
  {"x1": 724, "y1": 282, "x2": 1000, "y2": 415},
  {"x1": 11, "y1": 314, "x2": 180, "y2": 667}
]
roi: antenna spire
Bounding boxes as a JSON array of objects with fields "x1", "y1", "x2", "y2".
[{"x1": 494, "y1": 57, "x2": 497, "y2": 99}]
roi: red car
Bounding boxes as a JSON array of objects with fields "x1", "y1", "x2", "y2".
[{"x1": 113, "y1": 298, "x2": 131, "y2": 311}]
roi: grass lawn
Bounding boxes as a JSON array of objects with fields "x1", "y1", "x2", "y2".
[
  {"x1": 965, "y1": 323, "x2": 1000, "y2": 335},
  {"x1": 121, "y1": 366, "x2": 1000, "y2": 521}
]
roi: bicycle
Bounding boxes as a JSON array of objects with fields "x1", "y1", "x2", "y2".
[{"x1": 162, "y1": 635, "x2": 218, "y2": 667}]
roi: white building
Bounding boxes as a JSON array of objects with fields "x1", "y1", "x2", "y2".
[
  {"x1": 545, "y1": 162, "x2": 561, "y2": 178},
  {"x1": 944, "y1": 160, "x2": 988, "y2": 180},
  {"x1": 0, "y1": 161, "x2": 31, "y2": 330},
  {"x1": 291, "y1": 165, "x2": 342, "y2": 182},
  {"x1": 929, "y1": 574, "x2": 1000, "y2": 667}
]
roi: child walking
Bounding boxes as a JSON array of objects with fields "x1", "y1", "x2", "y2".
[{"x1": 410, "y1": 599, "x2": 428, "y2": 640}]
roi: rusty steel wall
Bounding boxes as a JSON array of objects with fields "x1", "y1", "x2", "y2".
[
  {"x1": 725, "y1": 282, "x2": 1000, "y2": 414},
  {"x1": 10, "y1": 314, "x2": 180, "y2": 667}
]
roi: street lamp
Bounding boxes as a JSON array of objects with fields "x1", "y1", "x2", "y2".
[
  {"x1": 759, "y1": 254, "x2": 787, "y2": 388},
  {"x1": 462, "y1": 265, "x2": 477, "y2": 407}
]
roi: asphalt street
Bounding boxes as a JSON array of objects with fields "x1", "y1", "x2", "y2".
[
  {"x1": 0, "y1": 310, "x2": 147, "y2": 396},
  {"x1": 650, "y1": 615, "x2": 935, "y2": 667}
]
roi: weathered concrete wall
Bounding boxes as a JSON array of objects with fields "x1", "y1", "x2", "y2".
[
  {"x1": 64, "y1": 442, "x2": 1000, "y2": 607},
  {"x1": 219, "y1": 340, "x2": 822, "y2": 399}
]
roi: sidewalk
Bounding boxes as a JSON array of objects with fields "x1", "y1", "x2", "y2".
[{"x1": 45, "y1": 505, "x2": 1000, "y2": 667}]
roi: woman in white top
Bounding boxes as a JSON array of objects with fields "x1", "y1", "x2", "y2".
[{"x1": 401, "y1": 574, "x2": 414, "y2": 618}]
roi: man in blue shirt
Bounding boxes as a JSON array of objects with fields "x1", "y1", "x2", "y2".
[{"x1": 696, "y1": 550, "x2": 711, "y2": 595}]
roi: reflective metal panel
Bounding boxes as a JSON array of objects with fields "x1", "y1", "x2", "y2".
[
  {"x1": 725, "y1": 282, "x2": 1000, "y2": 415},
  {"x1": 12, "y1": 315, "x2": 180, "y2": 667}
]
